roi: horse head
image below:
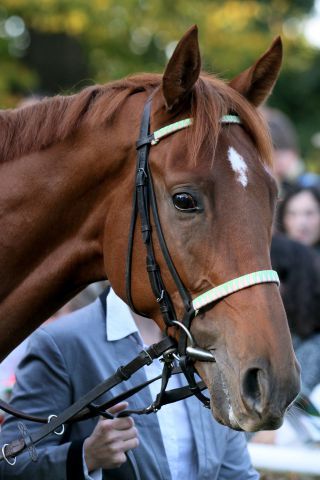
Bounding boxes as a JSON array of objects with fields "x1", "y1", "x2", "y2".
[
  {"x1": 105, "y1": 26, "x2": 300, "y2": 431},
  {"x1": 0, "y1": 24, "x2": 300, "y2": 433}
]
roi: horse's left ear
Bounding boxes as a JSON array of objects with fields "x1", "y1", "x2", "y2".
[
  {"x1": 162, "y1": 25, "x2": 201, "y2": 111},
  {"x1": 229, "y1": 37, "x2": 282, "y2": 106}
]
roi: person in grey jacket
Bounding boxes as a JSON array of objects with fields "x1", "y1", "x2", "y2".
[{"x1": 0, "y1": 288, "x2": 259, "y2": 480}]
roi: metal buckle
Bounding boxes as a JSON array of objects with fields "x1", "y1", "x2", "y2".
[
  {"x1": 162, "y1": 347, "x2": 177, "y2": 360},
  {"x1": 47, "y1": 415, "x2": 65, "y2": 436},
  {"x1": 145, "y1": 403, "x2": 159, "y2": 414},
  {"x1": 142, "y1": 350, "x2": 153, "y2": 366},
  {"x1": 161, "y1": 347, "x2": 179, "y2": 365},
  {"x1": 1, "y1": 444, "x2": 16, "y2": 466},
  {"x1": 156, "y1": 290, "x2": 164, "y2": 303}
]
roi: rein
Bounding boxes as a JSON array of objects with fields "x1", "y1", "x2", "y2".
[{"x1": 0, "y1": 97, "x2": 280, "y2": 466}]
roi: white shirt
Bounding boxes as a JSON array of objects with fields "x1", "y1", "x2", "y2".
[{"x1": 105, "y1": 289, "x2": 198, "y2": 480}]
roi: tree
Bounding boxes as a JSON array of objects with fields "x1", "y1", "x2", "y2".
[{"x1": 0, "y1": 0, "x2": 319, "y2": 164}]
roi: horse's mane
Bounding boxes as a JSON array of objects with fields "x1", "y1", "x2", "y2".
[{"x1": 0, "y1": 73, "x2": 272, "y2": 166}]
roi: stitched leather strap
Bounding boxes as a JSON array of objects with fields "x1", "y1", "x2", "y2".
[{"x1": 0, "y1": 336, "x2": 176, "y2": 462}]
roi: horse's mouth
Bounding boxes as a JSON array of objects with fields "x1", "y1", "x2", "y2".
[
  {"x1": 207, "y1": 363, "x2": 284, "y2": 432},
  {"x1": 207, "y1": 363, "x2": 244, "y2": 430}
]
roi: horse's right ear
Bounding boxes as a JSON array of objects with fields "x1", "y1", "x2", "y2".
[{"x1": 162, "y1": 25, "x2": 201, "y2": 111}]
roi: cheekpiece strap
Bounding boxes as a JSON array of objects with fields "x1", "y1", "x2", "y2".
[{"x1": 193, "y1": 270, "x2": 280, "y2": 311}]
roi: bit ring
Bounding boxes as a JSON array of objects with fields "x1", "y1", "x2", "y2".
[{"x1": 1, "y1": 444, "x2": 16, "y2": 466}]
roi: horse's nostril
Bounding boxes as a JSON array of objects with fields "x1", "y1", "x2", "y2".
[{"x1": 242, "y1": 368, "x2": 265, "y2": 414}]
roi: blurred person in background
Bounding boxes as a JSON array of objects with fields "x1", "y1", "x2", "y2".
[
  {"x1": 271, "y1": 234, "x2": 320, "y2": 396},
  {"x1": 0, "y1": 288, "x2": 259, "y2": 480},
  {"x1": 262, "y1": 107, "x2": 320, "y2": 195},
  {"x1": 252, "y1": 234, "x2": 320, "y2": 446},
  {"x1": 276, "y1": 186, "x2": 320, "y2": 252}
]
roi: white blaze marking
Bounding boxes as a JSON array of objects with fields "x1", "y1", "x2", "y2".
[{"x1": 227, "y1": 146, "x2": 248, "y2": 187}]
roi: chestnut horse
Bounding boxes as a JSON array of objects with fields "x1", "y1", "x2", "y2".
[{"x1": 0, "y1": 26, "x2": 299, "y2": 431}]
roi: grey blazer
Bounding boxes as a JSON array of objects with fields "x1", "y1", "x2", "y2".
[{"x1": 0, "y1": 296, "x2": 258, "y2": 480}]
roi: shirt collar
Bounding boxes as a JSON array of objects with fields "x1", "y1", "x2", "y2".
[{"x1": 106, "y1": 288, "x2": 139, "y2": 341}]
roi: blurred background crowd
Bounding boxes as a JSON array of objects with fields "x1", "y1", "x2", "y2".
[{"x1": 1, "y1": 0, "x2": 320, "y2": 478}]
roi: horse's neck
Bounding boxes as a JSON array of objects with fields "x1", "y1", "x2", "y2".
[{"x1": 0, "y1": 126, "x2": 126, "y2": 360}]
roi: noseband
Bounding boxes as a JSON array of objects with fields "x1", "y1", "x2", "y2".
[{"x1": 126, "y1": 97, "x2": 279, "y2": 405}]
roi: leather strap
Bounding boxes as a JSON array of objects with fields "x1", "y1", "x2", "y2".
[
  {"x1": 0, "y1": 336, "x2": 176, "y2": 462},
  {"x1": 126, "y1": 98, "x2": 193, "y2": 326}
]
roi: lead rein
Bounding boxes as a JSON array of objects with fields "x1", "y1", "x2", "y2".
[{"x1": 0, "y1": 335, "x2": 208, "y2": 464}]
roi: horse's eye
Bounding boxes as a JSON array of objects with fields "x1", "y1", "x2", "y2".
[{"x1": 173, "y1": 193, "x2": 198, "y2": 211}]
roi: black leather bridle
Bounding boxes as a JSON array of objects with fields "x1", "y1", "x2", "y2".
[
  {"x1": 126, "y1": 97, "x2": 216, "y2": 407},
  {"x1": 124, "y1": 95, "x2": 280, "y2": 409}
]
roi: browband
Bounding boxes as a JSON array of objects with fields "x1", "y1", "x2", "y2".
[{"x1": 151, "y1": 114, "x2": 241, "y2": 145}]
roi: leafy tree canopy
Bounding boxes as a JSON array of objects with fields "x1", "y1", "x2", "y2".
[{"x1": 1, "y1": 0, "x2": 320, "y2": 165}]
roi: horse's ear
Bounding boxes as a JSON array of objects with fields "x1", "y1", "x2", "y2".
[
  {"x1": 162, "y1": 25, "x2": 201, "y2": 111},
  {"x1": 229, "y1": 37, "x2": 282, "y2": 106}
]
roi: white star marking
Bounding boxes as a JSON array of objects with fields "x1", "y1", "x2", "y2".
[{"x1": 227, "y1": 146, "x2": 248, "y2": 187}]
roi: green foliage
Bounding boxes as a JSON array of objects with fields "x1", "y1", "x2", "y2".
[
  {"x1": 260, "y1": 471, "x2": 319, "y2": 479},
  {"x1": 0, "y1": 0, "x2": 319, "y2": 165}
]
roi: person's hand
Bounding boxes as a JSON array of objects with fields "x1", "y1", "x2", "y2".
[{"x1": 83, "y1": 402, "x2": 139, "y2": 472}]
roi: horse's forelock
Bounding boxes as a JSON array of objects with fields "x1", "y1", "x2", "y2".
[{"x1": 189, "y1": 75, "x2": 273, "y2": 168}]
